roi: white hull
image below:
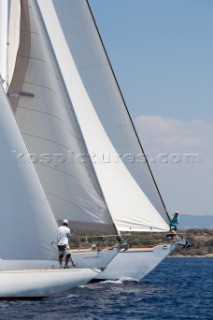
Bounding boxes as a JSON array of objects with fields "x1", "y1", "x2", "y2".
[
  {"x1": 71, "y1": 248, "x2": 119, "y2": 269},
  {"x1": 0, "y1": 268, "x2": 99, "y2": 298},
  {"x1": 0, "y1": 248, "x2": 119, "y2": 271},
  {"x1": 94, "y1": 241, "x2": 183, "y2": 282}
]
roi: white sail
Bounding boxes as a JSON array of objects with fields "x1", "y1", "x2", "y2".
[
  {"x1": 36, "y1": 0, "x2": 170, "y2": 232},
  {"x1": 0, "y1": 0, "x2": 8, "y2": 88},
  {"x1": 8, "y1": 0, "x2": 116, "y2": 234},
  {"x1": 0, "y1": 83, "x2": 58, "y2": 262}
]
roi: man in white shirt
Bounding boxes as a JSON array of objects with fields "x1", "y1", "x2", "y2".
[{"x1": 57, "y1": 219, "x2": 75, "y2": 268}]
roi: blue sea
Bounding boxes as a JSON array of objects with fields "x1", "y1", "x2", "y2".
[{"x1": 0, "y1": 258, "x2": 212, "y2": 320}]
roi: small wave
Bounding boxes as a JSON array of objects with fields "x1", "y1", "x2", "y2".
[
  {"x1": 91, "y1": 277, "x2": 138, "y2": 285},
  {"x1": 65, "y1": 294, "x2": 79, "y2": 298},
  {"x1": 99, "y1": 279, "x2": 124, "y2": 284},
  {"x1": 120, "y1": 277, "x2": 138, "y2": 284}
]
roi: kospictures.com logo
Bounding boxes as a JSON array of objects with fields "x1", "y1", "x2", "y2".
[{"x1": 11, "y1": 150, "x2": 202, "y2": 167}]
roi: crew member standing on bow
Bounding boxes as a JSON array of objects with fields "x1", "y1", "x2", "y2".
[
  {"x1": 57, "y1": 219, "x2": 75, "y2": 268},
  {"x1": 170, "y1": 211, "x2": 180, "y2": 242}
]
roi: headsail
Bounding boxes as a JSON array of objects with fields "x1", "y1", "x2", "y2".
[
  {"x1": 8, "y1": 0, "x2": 116, "y2": 234},
  {"x1": 0, "y1": 83, "x2": 57, "y2": 261},
  {"x1": 37, "y1": 0, "x2": 170, "y2": 232}
]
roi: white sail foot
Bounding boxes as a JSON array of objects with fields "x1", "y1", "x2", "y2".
[{"x1": 0, "y1": 268, "x2": 100, "y2": 298}]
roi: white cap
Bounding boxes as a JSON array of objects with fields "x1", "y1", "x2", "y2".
[
  {"x1": 62, "y1": 219, "x2": 68, "y2": 225},
  {"x1": 175, "y1": 211, "x2": 179, "y2": 214}
]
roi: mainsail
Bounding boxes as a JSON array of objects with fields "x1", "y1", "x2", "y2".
[
  {"x1": 0, "y1": 83, "x2": 57, "y2": 261},
  {"x1": 9, "y1": 0, "x2": 170, "y2": 233}
]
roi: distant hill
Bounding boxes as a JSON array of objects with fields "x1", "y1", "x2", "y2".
[{"x1": 179, "y1": 214, "x2": 213, "y2": 230}]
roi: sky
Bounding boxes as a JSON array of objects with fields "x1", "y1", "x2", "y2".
[{"x1": 89, "y1": 0, "x2": 213, "y2": 216}]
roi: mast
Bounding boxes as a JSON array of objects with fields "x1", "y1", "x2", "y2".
[
  {"x1": 86, "y1": 0, "x2": 170, "y2": 222},
  {"x1": 0, "y1": 0, "x2": 8, "y2": 90}
]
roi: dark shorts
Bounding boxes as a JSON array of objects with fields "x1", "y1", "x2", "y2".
[
  {"x1": 58, "y1": 245, "x2": 71, "y2": 258},
  {"x1": 170, "y1": 226, "x2": 177, "y2": 232}
]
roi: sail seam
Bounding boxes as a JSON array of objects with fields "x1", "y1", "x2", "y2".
[
  {"x1": 35, "y1": 161, "x2": 100, "y2": 182},
  {"x1": 18, "y1": 107, "x2": 85, "y2": 141},
  {"x1": 20, "y1": 132, "x2": 94, "y2": 169}
]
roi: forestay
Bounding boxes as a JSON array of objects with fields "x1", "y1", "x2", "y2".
[
  {"x1": 0, "y1": 83, "x2": 57, "y2": 261},
  {"x1": 8, "y1": 0, "x2": 116, "y2": 234},
  {"x1": 36, "y1": 0, "x2": 170, "y2": 232}
]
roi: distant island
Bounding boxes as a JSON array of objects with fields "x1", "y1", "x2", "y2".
[
  {"x1": 71, "y1": 228, "x2": 213, "y2": 257},
  {"x1": 120, "y1": 229, "x2": 213, "y2": 257},
  {"x1": 170, "y1": 229, "x2": 213, "y2": 257},
  {"x1": 70, "y1": 215, "x2": 213, "y2": 257}
]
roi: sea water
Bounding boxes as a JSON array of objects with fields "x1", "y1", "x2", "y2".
[{"x1": 0, "y1": 258, "x2": 212, "y2": 320}]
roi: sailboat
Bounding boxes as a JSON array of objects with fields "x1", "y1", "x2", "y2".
[{"x1": 5, "y1": 0, "x2": 186, "y2": 284}]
